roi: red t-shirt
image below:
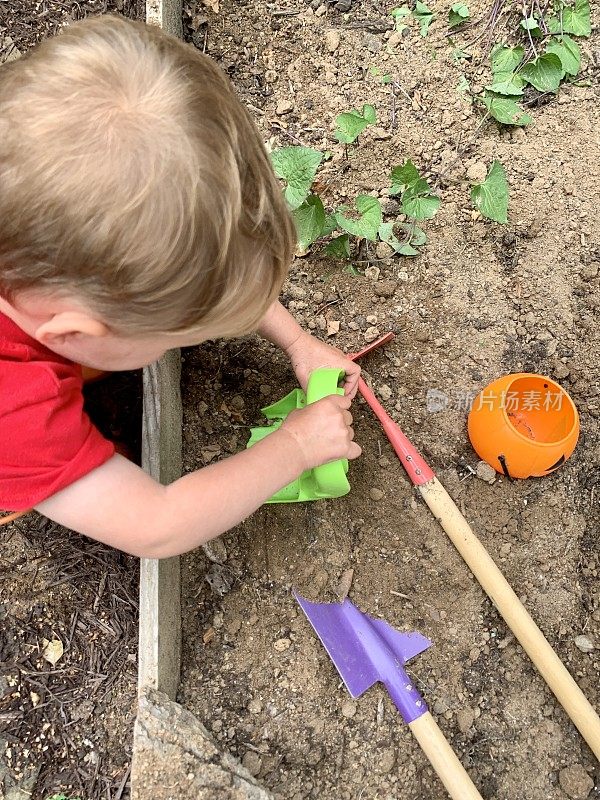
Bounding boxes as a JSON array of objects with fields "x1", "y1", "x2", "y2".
[{"x1": 0, "y1": 312, "x2": 114, "y2": 511}]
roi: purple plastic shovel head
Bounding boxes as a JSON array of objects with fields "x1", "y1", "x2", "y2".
[{"x1": 295, "y1": 592, "x2": 431, "y2": 724}]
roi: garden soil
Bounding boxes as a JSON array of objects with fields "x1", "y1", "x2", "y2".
[{"x1": 179, "y1": 1, "x2": 600, "y2": 799}]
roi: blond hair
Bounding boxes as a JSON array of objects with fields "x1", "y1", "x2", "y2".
[{"x1": 0, "y1": 16, "x2": 294, "y2": 337}]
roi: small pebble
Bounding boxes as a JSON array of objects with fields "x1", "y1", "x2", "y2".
[
  {"x1": 466, "y1": 162, "x2": 488, "y2": 183},
  {"x1": 274, "y1": 637, "x2": 291, "y2": 652},
  {"x1": 377, "y1": 747, "x2": 396, "y2": 774},
  {"x1": 341, "y1": 699, "x2": 357, "y2": 717},
  {"x1": 242, "y1": 751, "x2": 263, "y2": 777},
  {"x1": 248, "y1": 698, "x2": 263, "y2": 714},
  {"x1": 476, "y1": 460, "x2": 497, "y2": 484},
  {"x1": 456, "y1": 708, "x2": 475, "y2": 733},
  {"x1": 325, "y1": 30, "x2": 340, "y2": 52},
  {"x1": 574, "y1": 634, "x2": 594, "y2": 653},
  {"x1": 370, "y1": 488, "x2": 384, "y2": 501},
  {"x1": 378, "y1": 384, "x2": 392, "y2": 401},
  {"x1": 276, "y1": 99, "x2": 294, "y2": 115},
  {"x1": 364, "y1": 326, "x2": 380, "y2": 342}
]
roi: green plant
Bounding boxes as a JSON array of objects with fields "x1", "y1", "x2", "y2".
[
  {"x1": 270, "y1": 146, "x2": 323, "y2": 209},
  {"x1": 270, "y1": 141, "x2": 442, "y2": 261},
  {"x1": 454, "y1": 0, "x2": 589, "y2": 127},
  {"x1": 385, "y1": 160, "x2": 440, "y2": 255},
  {"x1": 448, "y1": 3, "x2": 470, "y2": 28},
  {"x1": 334, "y1": 105, "x2": 376, "y2": 145},
  {"x1": 391, "y1": 1, "x2": 435, "y2": 37},
  {"x1": 470, "y1": 161, "x2": 509, "y2": 223}
]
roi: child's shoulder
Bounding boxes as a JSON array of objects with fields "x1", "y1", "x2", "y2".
[{"x1": 0, "y1": 311, "x2": 80, "y2": 397}]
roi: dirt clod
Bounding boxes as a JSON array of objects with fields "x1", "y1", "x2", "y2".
[{"x1": 558, "y1": 764, "x2": 594, "y2": 800}]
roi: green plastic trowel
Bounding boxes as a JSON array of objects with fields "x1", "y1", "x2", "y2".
[{"x1": 246, "y1": 367, "x2": 350, "y2": 503}]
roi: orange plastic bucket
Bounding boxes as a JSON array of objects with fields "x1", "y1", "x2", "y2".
[{"x1": 467, "y1": 373, "x2": 579, "y2": 479}]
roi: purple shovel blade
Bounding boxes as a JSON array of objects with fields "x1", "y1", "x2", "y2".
[{"x1": 295, "y1": 593, "x2": 431, "y2": 724}]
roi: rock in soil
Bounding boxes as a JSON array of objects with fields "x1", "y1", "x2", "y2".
[
  {"x1": 558, "y1": 764, "x2": 594, "y2": 800},
  {"x1": 132, "y1": 688, "x2": 272, "y2": 800},
  {"x1": 476, "y1": 460, "x2": 497, "y2": 484}
]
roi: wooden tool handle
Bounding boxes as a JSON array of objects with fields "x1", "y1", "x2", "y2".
[
  {"x1": 419, "y1": 477, "x2": 600, "y2": 760},
  {"x1": 409, "y1": 711, "x2": 483, "y2": 800}
]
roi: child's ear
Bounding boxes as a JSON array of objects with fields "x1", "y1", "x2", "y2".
[{"x1": 35, "y1": 311, "x2": 109, "y2": 345}]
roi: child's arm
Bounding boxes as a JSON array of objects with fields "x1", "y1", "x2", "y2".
[
  {"x1": 35, "y1": 394, "x2": 360, "y2": 559},
  {"x1": 257, "y1": 301, "x2": 362, "y2": 398}
]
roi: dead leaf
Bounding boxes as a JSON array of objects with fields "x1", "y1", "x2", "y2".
[
  {"x1": 203, "y1": 627, "x2": 215, "y2": 645},
  {"x1": 42, "y1": 638, "x2": 63, "y2": 666},
  {"x1": 202, "y1": 0, "x2": 219, "y2": 11},
  {"x1": 201, "y1": 445, "x2": 221, "y2": 464},
  {"x1": 327, "y1": 320, "x2": 340, "y2": 337},
  {"x1": 336, "y1": 568, "x2": 354, "y2": 601}
]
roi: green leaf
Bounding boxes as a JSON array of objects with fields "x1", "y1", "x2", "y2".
[
  {"x1": 325, "y1": 234, "x2": 351, "y2": 258},
  {"x1": 391, "y1": 5, "x2": 411, "y2": 31},
  {"x1": 546, "y1": 35, "x2": 581, "y2": 76},
  {"x1": 335, "y1": 196, "x2": 382, "y2": 241},
  {"x1": 520, "y1": 53, "x2": 563, "y2": 92},
  {"x1": 396, "y1": 243, "x2": 420, "y2": 256},
  {"x1": 486, "y1": 71, "x2": 525, "y2": 96},
  {"x1": 470, "y1": 160, "x2": 508, "y2": 224},
  {"x1": 482, "y1": 92, "x2": 532, "y2": 126},
  {"x1": 334, "y1": 105, "x2": 377, "y2": 144},
  {"x1": 362, "y1": 104, "x2": 377, "y2": 124},
  {"x1": 270, "y1": 147, "x2": 323, "y2": 210},
  {"x1": 401, "y1": 179, "x2": 440, "y2": 220},
  {"x1": 414, "y1": 0, "x2": 435, "y2": 36},
  {"x1": 389, "y1": 160, "x2": 421, "y2": 195},
  {"x1": 490, "y1": 45, "x2": 524, "y2": 75},
  {"x1": 293, "y1": 195, "x2": 326, "y2": 250},
  {"x1": 448, "y1": 2, "x2": 470, "y2": 27},
  {"x1": 547, "y1": 0, "x2": 591, "y2": 37},
  {"x1": 378, "y1": 222, "x2": 395, "y2": 241},
  {"x1": 322, "y1": 213, "x2": 339, "y2": 237},
  {"x1": 520, "y1": 15, "x2": 541, "y2": 34}
]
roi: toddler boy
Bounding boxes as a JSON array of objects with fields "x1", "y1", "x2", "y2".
[{"x1": 0, "y1": 15, "x2": 361, "y2": 556}]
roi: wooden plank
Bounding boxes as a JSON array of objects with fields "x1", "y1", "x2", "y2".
[
  {"x1": 146, "y1": 0, "x2": 182, "y2": 38},
  {"x1": 138, "y1": 349, "x2": 183, "y2": 700}
]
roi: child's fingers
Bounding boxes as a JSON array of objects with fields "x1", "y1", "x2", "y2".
[{"x1": 348, "y1": 441, "x2": 362, "y2": 459}]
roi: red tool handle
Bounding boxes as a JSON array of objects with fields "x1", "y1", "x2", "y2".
[
  {"x1": 357, "y1": 377, "x2": 434, "y2": 486},
  {"x1": 350, "y1": 333, "x2": 434, "y2": 487}
]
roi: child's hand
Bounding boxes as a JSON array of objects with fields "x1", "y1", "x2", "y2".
[
  {"x1": 285, "y1": 331, "x2": 361, "y2": 399},
  {"x1": 279, "y1": 394, "x2": 362, "y2": 471}
]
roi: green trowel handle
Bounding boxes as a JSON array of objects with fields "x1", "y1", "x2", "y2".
[{"x1": 306, "y1": 368, "x2": 350, "y2": 497}]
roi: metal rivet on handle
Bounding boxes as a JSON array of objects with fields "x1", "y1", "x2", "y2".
[{"x1": 406, "y1": 455, "x2": 413, "y2": 462}]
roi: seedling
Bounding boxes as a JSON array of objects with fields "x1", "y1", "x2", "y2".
[
  {"x1": 334, "y1": 105, "x2": 376, "y2": 145},
  {"x1": 470, "y1": 161, "x2": 509, "y2": 224},
  {"x1": 455, "y1": 0, "x2": 589, "y2": 127},
  {"x1": 270, "y1": 146, "x2": 323, "y2": 209},
  {"x1": 448, "y1": 2, "x2": 470, "y2": 28},
  {"x1": 391, "y1": 1, "x2": 435, "y2": 37},
  {"x1": 384, "y1": 160, "x2": 440, "y2": 255}
]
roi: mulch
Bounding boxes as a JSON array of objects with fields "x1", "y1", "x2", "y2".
[
  {"x1": 0, "y1": 0, "x2": 144, "y2": 55},
  {"x1": 0, "y1": 517, "x2": 139, "y2": 800}
]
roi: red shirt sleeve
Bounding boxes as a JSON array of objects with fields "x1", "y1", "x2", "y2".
[{"x1": 0, "y1": 350, "x2": 115, "y2": 512}]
